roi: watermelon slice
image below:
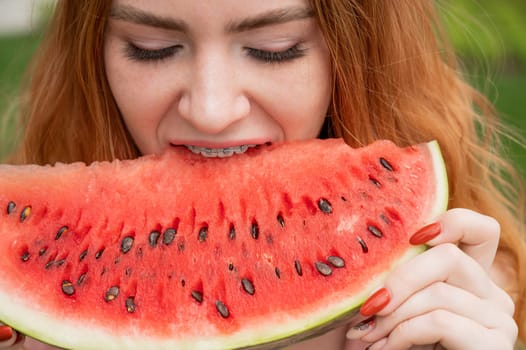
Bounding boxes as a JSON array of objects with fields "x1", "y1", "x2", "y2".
[{"x1": 0, "y1": 139, "x2": 448, "y2": 349}]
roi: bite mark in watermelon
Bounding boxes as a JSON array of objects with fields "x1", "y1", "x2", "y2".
[{"x1": 0, "y1": 139, "x2": 448, "y2": 349}]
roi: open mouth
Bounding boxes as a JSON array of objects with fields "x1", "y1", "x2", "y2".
[{"x1": 184, "y1": 144, "x2": 260, "y2": 158}]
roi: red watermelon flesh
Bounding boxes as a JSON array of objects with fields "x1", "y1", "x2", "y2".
[{"x1": 0, "y1": 139, "x2": 448, "y2": 349}]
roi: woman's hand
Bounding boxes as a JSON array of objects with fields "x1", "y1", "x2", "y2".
[
  {"x1": 345, "y1": 208, "x2": 518, "y2": 349},
  {"x1": 0, "y1": 324, "x2": 24, "y2": 350}
]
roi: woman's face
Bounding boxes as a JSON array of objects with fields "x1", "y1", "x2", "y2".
[{"x1": 104, "y1": 0, "x2": 332, "y2": 156}]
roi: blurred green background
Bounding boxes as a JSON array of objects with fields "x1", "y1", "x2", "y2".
[{"x1": 0, "y1": 0, "x2": 524, "y2": 179}]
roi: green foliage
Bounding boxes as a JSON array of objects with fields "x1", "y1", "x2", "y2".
[
  {"x1": 0, "y1": 33, "x2": 41, "y2": 160},
  {"x1": 440, "y1": 0, "x2": 526, "y2": 67}
]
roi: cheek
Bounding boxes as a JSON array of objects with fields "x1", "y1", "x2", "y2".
[
  {"x1": 105, "y1": 57, "x2": 174, "y2": 132},
  {"x1": 260, "y1": 63, "x2": 331, "y2": 139}
]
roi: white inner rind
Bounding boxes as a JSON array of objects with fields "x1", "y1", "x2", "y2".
[
  {"x1": 426, "y1": 140, "x2": 449, "y2": 219},
  {"x1": 0, "y1": 141, "x2": 448, "y2": 350}
]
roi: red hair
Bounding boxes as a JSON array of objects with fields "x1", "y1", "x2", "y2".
[{"x1": 6, "y1": 0, "x2": 526, "y2": 344}]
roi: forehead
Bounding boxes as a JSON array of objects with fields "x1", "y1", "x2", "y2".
[{"x1": 110, "y1": 0, "x2": 312, "y2": 20}]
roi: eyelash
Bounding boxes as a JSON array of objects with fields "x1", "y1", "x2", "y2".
[
  {"x1": 125, "y1": 44, "x2": 182, "y2": 61},
  {"x1": 124, "y1": 43, "x2": 306, "y2": 63}
]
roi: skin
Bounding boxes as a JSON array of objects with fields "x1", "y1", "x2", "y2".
[
  {"x1": 3, "y1": 1, "x2": 518, "y2": 349},
  {"x1": 104, "y1": 0, "x2": 332, "y2": 154}
]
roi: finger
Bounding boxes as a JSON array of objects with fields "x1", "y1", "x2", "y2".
[
  {"x1": 426, "y1": 208, "x2": 500, "y2": 271},
  {"x1": 345, "y1": 315, "x2": 376, "y2": 340},
  {"x1": 369, "y1": 243, "x2": 497, "y2": 317},
  {"x1": 367, "y1": 310, "x2": 516, "y2": 350},
  {"x1": 361, "y1": 282, "x2": 517, "y2": 343},
  {"x1": 0, "y1": 325, "x2": 17, "y2": 348}
]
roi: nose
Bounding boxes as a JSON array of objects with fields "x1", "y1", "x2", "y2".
[{"x1": 178, "y1": 50, "x2": 250, "y2": 134}]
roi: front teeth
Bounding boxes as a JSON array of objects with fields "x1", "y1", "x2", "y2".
[{"x1": 185, "y1": 145, "x2": 256, "y2": 158}]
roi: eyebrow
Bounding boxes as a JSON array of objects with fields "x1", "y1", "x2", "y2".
[{"x1": 109, "y1": 5, "x2": 314, "y2": 33}]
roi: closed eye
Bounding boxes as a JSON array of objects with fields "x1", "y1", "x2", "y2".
[
  {"x1": 245, "y1": 44, "x2": 307, "y2": 63},
  {"x1": 125, "y1": 43, "x2": 183, "y2": 61}
]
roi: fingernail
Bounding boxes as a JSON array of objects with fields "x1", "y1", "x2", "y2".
[
  {"x1": 409, "y1": 222, "x2": 441, "y2": 245},
  {"x1": 346, "y1": 316, "x2": 376, "y2": 339},
  {"x1": 0, "y1": 325, "x2": 13, "y2": 341},
  {"x1": 360, "y1": 288, "x2": 390, "y2": 317}
]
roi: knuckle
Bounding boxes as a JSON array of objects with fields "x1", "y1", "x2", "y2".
[
  {"x1": 428, "y1": 309, "x2": 450, "y2": 329},
  {"x1": 502, "y1": 292, "x2": 516, "y2": 316},
  {"x1": 437, "y1": 243, "x2": 462, "y2": 263},
  {"x1": 392, "y1": 317, "x2": 415, "y2": 339},
  {"x1": 492, "y1": 283, "x2": 516, "y2": 316},
  {"x1": 428, "y1": 281, "x2": 449, "y2": 300},
  {"x1": 507, "y1": 319, "x2": 519, "y2": 341},
  {"x1": 485, "y1": 215, "x2": 501, "y2": 238}
]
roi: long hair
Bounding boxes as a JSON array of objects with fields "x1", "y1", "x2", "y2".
[
  {"x1": 7, "y1": 0, "x2": 526, "y2": 344},
  {"x1": 11, "y1": 1, "x2": 137, "y2": 164},
  {"x1": 309, "y1": 0, "x2": 526, "y2": 343}
]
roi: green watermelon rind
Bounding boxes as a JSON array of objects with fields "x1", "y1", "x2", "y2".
[{"x1": 0, "y1": 140, "x2": 448, "y2": 350}]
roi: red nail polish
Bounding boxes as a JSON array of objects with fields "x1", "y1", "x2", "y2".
[
  {"x1": 360, "y1": 288, "x2": 390, "y2": 317},
  {"x1": 409, "y1": 222, "x2": 441, "y2": 245},
  {"x1": 0, "y1": 325, "x2": 13, "y2": 341}
]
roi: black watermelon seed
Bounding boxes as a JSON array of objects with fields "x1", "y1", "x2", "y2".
[
  {"x1": 125, "y1": 267, "x2": 132, "y2": 277},
  {"x1": 327, "y1": 256, "x2": 345, "y2": 268},
  {"x1": 56, "y1": 259, "x2": 66, "y2": 267},
  {"x1": 45, "y1": 260, "x2": 55, "y2": 269},
  {"x1": 39, "y1": 247, "x2": 48, "y2": 256},
  {"x1": 198, "y1": 226, "x2": 208, "y2": 242},
  {"x1": 77, "y1": 273, "x2": 87, "y2": 285},
  {"x1": 294, "y1": 260, "x2": 303, "y2": 276},
  {"x1": 121, "y1": 236, "x2": 134, "y2": 254},
  {"x1": 241, "y1": 278, "x2": 255, "y2": 295},
  {"x1": 149, "y1": 230, "x2": 161, "y2": 247},
  {"x1": 95, "y1": 249, "x2": 105, "y2": 259},
  {"x1": 61, "y1": 280, "x2": 75, "y2": 296},
  {"x1": 7, "y1": 201, "x2": 16, "y2": 214},
  {"x1": 125, "y1": 296, "x2": 136, "y2": 313},
  {"x1": 357, "y1": 236, "x2": 369, "y2": 253},
  {"x1": 369, "y1": 176, "x2": 382, "y2": 188},
  {"x1": 21, "y1": 251, "x2": 30, "y2": 262},
  {"x1": 181, "y1": 279, "x2": 186, "y2": 287},
  {"x1": 317, "y1": 198, "x2": 333, "y2": 214},
  {"x1": 55, "y1": 226, "x2": 68, "y2": 240},
  {"x1": 229, "y1": 226, "x2": 236, "y2": 240},
  {"x1": 216, "y1": 301, "x2": 230, "y2": 318},
  {"x1": 315, "y1": 262, "x2": 333, "y2": 276},
  {"x1": 250, "y1": 222, "x2": 259, "y2": 240},
  {"x1": 380, "y1": 157, "x2": 394, "y2": 171},
  {"x1": 228, "y1": 263, "x2": 234, "y2": 271},
  {"x1": 105, "y1": 286, "x2": 120, "y2": 302},
  {"x1": 275, "y1": 267, "x2": 281, "y2": 279},
  {"x1": 277, "y1": 214, "x2": 285, "y2": 227},
  {"x1": 380, "y1": 214, "x2": 390, "y2": 225},
  {"x1": 79, "y1": 249, "x2": 88, "y2": 261},
  {"x1": 367, "y1": 225, "x2": 383, "y2": 238},
  {"x1": 191, "y1": 291, "x2": 203, "y2": 304},
  {"x1": 20, "y1": 206, "x2": 31, "y2": 222},
  {"x1": 163, "y1": 228, "x2": 176, "y2": 245}
]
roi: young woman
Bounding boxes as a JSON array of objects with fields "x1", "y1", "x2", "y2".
[{"x1": 1, "y1": 1, "x2": 525, "y2": 349}]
